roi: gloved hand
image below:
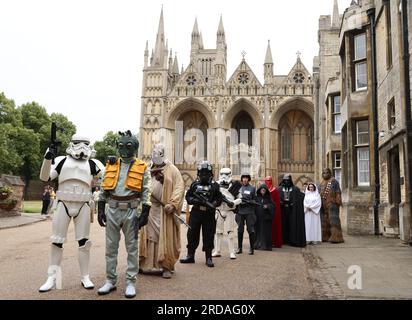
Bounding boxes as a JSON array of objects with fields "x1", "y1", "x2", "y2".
[
  {"x1": 138, "y1": 204, "x2": 151, "y2": 229},
  {"x1": 44, "y1": 145, "x2": 58, "y2": 160},
  {"x1": 97, "y1": 201, "x2": 107, "y2": 227},
  {"x1": 107, "y1": 156, "x2": 117, "y2": 165},
  {"x1": 187, "y1": 197, "x2": 203, "y2": 206},
  {"x1": 164, "y1": 204, "x2": 176, "y2": 215},
  {"x1": 227, "y1": 201, "x2": 234, "y2": 208}
]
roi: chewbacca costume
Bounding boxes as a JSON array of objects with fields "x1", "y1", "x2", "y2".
[{"x1": 319, "y1": 178, "x2": 344, "y2": 243}]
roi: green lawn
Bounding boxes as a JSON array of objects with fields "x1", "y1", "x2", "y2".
[{"x1": 23, "y1": 201, "x2": 42, "y2": 214}]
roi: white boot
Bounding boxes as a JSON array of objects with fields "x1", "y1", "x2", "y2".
[
  {"x1": 39, "y1": 244, "x2": 63, "y2": 292},
  {"x1": 212, "y1": 234, "x2": 222, "y2": 257},
  {"x1": 78, "y1": 240, "x2": 94, "y2": 289},
  {"x1": 98, "y1": 280, "x2": 117, "y2": 295},
  {"x1": 228, "y1": 237, "x2": 237, "y2": 260},
  {"x1": 125, "y1": 281, "x2": 136, "y2": 299}
]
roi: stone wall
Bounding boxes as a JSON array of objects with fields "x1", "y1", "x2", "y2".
[{"x1": 0, "y1": 175, "x2": 25, "y2": 217}]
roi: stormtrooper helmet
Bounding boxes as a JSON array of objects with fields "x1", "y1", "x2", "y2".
[
  {"x1": 219, "y1": 168, "x2": 232, "y2": 186},
  {"x1": 66, "y1": 135, "x2": 93, "y2": 160}
]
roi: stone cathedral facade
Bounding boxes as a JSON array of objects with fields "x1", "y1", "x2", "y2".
[{"x1": 139, "y1": 9, "x2": 315, "y2": 188}]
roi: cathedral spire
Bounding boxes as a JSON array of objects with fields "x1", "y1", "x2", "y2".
[
  {"x1": 264, "y1": 40, "x2": 274, "y2": 86},
  {"x1": 192, "y1": 17, "x2": 200, "y2": 36},
  {"x1": 216, "y1": 15, "x2": 226, "y2": 46},
  {"x1": 153, "y1": 6, "x2": 167, "y2": 67},
  {"x1": 217, "y1": 15, "x2": 225, "y2": 36},
  {"x1": 172, "y1": 53, "x2": 179, "y2": 75},
  {"x1": 332, "y1": 0, "x2": 340, "y2": 28},
  {"x1": 144, "y1": 40, "x2": 149, "y2": 68},
  {"x1": 265, "y1": 40, "x2": 273, "y2": 64},
  {"x1": 199, "y1": 32, "x2": 204, "y2": 50},
  {"x1": 168, "y1": 49, "x2": 173, "y2": 73},
  {"x1": 191, "y1": 18, "x2": 201, "y2": 60}
]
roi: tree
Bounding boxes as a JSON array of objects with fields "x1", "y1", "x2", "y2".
[
  {"x1": 0, "y1": 124, "x2": 21, "y2": 174},
  {"x1": 0, "y1": 93, "x2": 78, "y2": 191},
  {"x1": 19, "y1": 102, "x2": 50, "y2": 132},
  {"x1": 93, "y1": 131, "x2": 118, "y2": 164},
  {"x1": 0, "y1": 124, "x2": 40, "y2": 180},
  {"x1": 0, "y1": 92, "x2": 22, "y2": 127}
]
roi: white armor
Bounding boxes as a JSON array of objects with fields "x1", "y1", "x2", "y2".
[
  {"x1": 38, "y1": 135, "x2": 105, "y2": 293},
  {"x1": 212, "y1": 168, "x2": 241, "y2": 260}
]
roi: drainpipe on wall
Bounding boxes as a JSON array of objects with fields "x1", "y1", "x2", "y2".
[
  {"x1": 367, "y1": 8, "x2": 381, "y2": 236},
  {"x1": 401, "y1": 0, "x2": 412, "y2": 246}
]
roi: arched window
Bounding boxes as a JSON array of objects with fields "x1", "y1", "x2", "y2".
[{"x1": 281, "y1": 125, "x2": 292, "y2": 161}]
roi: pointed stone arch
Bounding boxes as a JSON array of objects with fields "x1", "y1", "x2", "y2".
[
  {"x1": 223, "y1": 98, "x2": 264, "y2": 129},
  {"x1": 165, "y1": 98, "x2": 215, "y2": 129},
  {"x1": 270, "y1": 97, "x2": 314, "y2": 129}
]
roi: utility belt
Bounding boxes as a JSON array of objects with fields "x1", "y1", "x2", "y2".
[
  {"x1": 108, "y1": 194, "x2": 141, "y2": 210},
  {"x1": 193, "y1": 205, "x2": 212, "y2": 212}
]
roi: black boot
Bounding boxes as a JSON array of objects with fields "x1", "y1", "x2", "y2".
[
  {"x1": 205, "y1": 251, "x2": 214, "y2": 268},
  {"x1": 236, "y1": 233, "x2": 243, "y2": 254},
  {"x1": 248, "y1": 233, "x2": 255, "y2": 255},
  {"x1": 180, "y1": 251, "x2": 195, "y2": 264}
]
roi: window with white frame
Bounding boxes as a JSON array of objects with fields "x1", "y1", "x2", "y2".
[
  {"x1": 355, "y1": 120, "x2": 370, "y2": 186},
  {"x1": 353, "y1": 33, "x2": 367, "y2": 91},
  {"x1": 333, "y1": 151, "x2": 342, "y2": 186},
  {"x1": 388, "y1": 97, "x2": 396, "y2": 130},
  {"x1": 332, "y1": 95, "x2": 341, "y2": 134}
]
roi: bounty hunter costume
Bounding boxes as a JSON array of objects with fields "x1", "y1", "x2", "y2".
[
  {"x1": 212, "y1": 168, "x2": 242, "y2": 260},
  {"x1": 180, "y1": 161, "x2": 223, "y2": 268},
  {"x1": 139, "y1": 144, "x2": 185, "y2": 279},
  {"x1": 39, "y1": 134, "x2": 105, "y2": 292},
  {"x1": 97, "y1": 131, "x2": 151, "y2": 298}
]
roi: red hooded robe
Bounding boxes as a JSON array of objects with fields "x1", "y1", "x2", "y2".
[{"x1": 265, "y1": 176, "x2": 283, "y2": 248}]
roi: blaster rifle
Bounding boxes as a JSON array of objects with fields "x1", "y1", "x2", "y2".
[
  {"x1": 50, "y1": 122, "x2": 62, "y2": 164},
  {"x1": 193, "y1": 191, "x2": 216, "y2": 210},
  {"x1": 242, "y1": 199, "x2": 264, "y2": 207}
]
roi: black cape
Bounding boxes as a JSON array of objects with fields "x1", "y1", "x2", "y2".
[
  {"x1": 280, "y1": 186, "x2": 306, "y2": 248},
  {"x1": 254, "y1": 184, "x2": 275, "y2": 251}
]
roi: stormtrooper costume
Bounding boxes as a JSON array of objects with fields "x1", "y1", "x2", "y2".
[
  {"x1": 212, "y1": 168, "x2": 242, "y2": 260},
  {"x1": 38, "y1": 135, "x2": 105, "y2": 292}
]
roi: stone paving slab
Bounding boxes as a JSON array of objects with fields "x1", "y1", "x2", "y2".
[
  {"x1": 308, "y1": 235, "x2": 412, "y2": 300},
  {"x1": 0, "y1": 214, "x2": 48, "y2": 230}
]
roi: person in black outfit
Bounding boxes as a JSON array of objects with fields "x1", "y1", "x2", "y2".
[
  {"x1": 180, "y1": 161, "x2": 223, "y2": 268},
  {"x1": 254, "y1": 184, "x2": 275, "y2": 251},
  {"x1": 279, "y1": 174, "x2": 306, "y2": 247},
  {"x1": 236, "y1": 173, "x2": 257, "y2": 255},
  {"x1": 41, "y1": 186, "x2": 51, "y2": 215}
]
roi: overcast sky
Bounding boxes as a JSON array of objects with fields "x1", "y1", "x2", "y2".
[{"x1": 0, "y1": 0, "x2": 352, "y2": 143}]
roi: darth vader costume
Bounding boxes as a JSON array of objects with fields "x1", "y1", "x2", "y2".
[{"x1": 279, "y1": 174, "x2": 306, "y2": 247}]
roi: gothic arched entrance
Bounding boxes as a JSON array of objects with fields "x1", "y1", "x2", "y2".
[
  {"x1": 177, "y1": 110, "x2": 209, "y2": 172},
  {"x1": 231, "y1": 111, "x2": 255, "y2": 176},
  {"x1": 278, "y1": 110, "x2": 314, "y2": 188}
]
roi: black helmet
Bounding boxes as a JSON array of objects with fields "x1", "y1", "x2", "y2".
[
  {"x1": 240, "y1": 172, "x2": 251, "y2": 182},
  {"x1": 197, "y1": 161, "x2": 213, "y2": 185}
]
